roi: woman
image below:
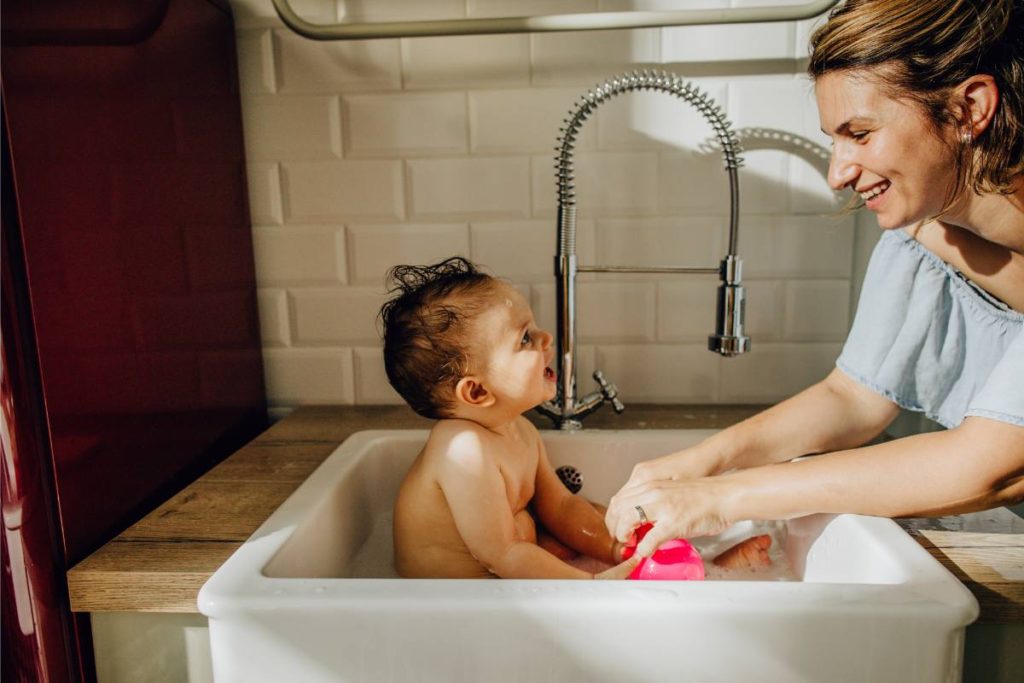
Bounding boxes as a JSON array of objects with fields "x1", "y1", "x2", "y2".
[{"x1": 606, "y1": 0, "x2": 1024, "y2": 557}]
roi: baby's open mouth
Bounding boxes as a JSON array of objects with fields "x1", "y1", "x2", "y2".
[{"x1": 544, "y1": 367, "x2": 556, "y2": 381}]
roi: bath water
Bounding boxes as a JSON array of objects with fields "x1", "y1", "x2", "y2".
[{"x1": 346, "y1": 513, "x2": 797, "y2": 581}]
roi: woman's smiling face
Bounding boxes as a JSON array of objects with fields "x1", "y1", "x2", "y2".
[{"x1": 816, "y1": 69, "x2": 959, "y2": 229}]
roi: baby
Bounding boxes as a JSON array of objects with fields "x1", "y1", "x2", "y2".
[{"x1": 381, "y1": 257, "x2": 638, "y2": 579}]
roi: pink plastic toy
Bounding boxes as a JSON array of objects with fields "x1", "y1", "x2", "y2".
[{"x1": 622, "y1": 523, "x2": 705, "y2": 581}]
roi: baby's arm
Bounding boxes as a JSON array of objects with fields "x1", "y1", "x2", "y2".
[
  {"x1": 529, "y1": 433, "x2": 623, "y2": 564},
  {"x1": 434, "y1": 425, "x2": 632, "y2": 579}
]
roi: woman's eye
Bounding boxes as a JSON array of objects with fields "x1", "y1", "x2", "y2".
[{"x1": 852, "y1": 131, "x2": 869, "y2": 141}]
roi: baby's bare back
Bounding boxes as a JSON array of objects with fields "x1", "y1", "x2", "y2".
[{"x1": 393, "y1": 420, "x2": 540, "y2": 578}]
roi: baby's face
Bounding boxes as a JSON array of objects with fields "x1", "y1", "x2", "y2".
[{"x1": 468, "y1": 284, "x2": 557, "y2": 410}]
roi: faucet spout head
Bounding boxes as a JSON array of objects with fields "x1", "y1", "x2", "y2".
[{"x1": 708, "y1": 279, "x2": 750, "y2": 356}]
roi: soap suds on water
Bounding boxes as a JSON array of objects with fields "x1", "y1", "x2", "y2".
[{"x1": 347, "y1": 513, "x2": 796, "y2": 581}]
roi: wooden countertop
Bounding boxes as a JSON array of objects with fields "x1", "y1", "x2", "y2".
[{"x1": 67, "y1": 405, "x2": 1024, "y2": 622}]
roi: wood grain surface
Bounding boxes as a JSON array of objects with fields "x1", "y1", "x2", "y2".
[{"x1": 67, "y1": 404, "x2": 1022, "y2": 622}]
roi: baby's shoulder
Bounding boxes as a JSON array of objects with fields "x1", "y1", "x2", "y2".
[{"x1": 424, "y1": 418, "x2": 495, "y2": 466}]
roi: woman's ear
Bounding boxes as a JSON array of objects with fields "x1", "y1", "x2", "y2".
[
  {"x1": 453, "y1": 376, "x2": 495, "y2": 409},
  {"x1": 956, "y1": 74, "x2": 999, "y2": 138}
]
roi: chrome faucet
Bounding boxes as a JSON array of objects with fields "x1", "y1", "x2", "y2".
[{"x1": 535, "y1": 71, "x2": 749, "y2": 431}]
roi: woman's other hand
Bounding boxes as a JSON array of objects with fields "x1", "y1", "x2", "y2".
[
  {"x1": 605, "y1": 477, "x2": 737, "y2": 557},
  {"x1": 621, "y1": 445, "x2": 723, "y2": 491}
]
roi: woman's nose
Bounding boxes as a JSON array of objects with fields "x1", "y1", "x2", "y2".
[{"x1": 827, "y1": 146, "x2": 859, "y2": 191}]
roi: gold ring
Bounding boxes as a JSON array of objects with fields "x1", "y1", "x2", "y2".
[{"x1": 635, "y1": 505, "x2": 649, "y2": 525}]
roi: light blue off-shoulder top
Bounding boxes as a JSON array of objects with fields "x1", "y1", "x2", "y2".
[{"x1": 836, "y1": 229, "x2": 1024, "y2": 429}]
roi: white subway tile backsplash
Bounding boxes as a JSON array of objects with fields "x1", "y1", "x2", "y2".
[
  {"x1": 596, "y1": 82, "x2": 729, "y2": 151},
  {"x1": 531, "y1": 29, "x2": 660, "y2": 86},
  {"x1": 790, "y1": 155, "x2": 845, "y2": 214},
  {"x1": 348, "y1": 223, "x2": 470, "y2": 285},
  {"x1": 275, "y1": 31, "x2": 401, "y2": 93},
  {"x1": 263, "y1": 348, "x2": 355, "y2": 405},
  {"x1": 596, "y1": 345, "x2": 720, "y2": 402},
  {"x1": 242, "y1": 96, "x2": 341, "y2": 160},
  {"x1": 290, "y1": 287, "x2": 386, "y2": 345},
  {"x1": 729, "y1": 78, "x2": 825, "y2": 144},
  {"x1": 662, "y1": 22, "x2": 794, "y2": 63},
  {"x1": 578, "y1": 282, "x2": 656, "y2": 342},
  {"x1": 729, "y1": 77, "x2": 842, "y2": 214},
  {"x1": 742, "y1": 214, "x2": 854, "y2": 278},
  {"x1": 531, "y1": 283, "x2": 558, "y2": 335},
  {"x1": 597, "y1": 216, "x2": 724, "y2": 269},
  {"x1": 257, "y1": 288, "x2": 291, "y2": 346},
  {"x1": 402, "y1": 35, "x2": 530, "y2": 89},
  {"x1": 234, "y1": 2, "x2": 865, "y2": 408},
  {"x1": 657, "y1": 280, "x2": 718, "y2": 343},
  {"x1": 658, "y1": 152, "x2": 730, "y2": 214},
  {"x1": 409, "y1": 157, "x2": 530, "y2": 219},
  {"x1": 743, "y1": 279, "x2": 785, "y2": 342},
  {"x1": 532, "y1": 152, "x2": 659, "y2": 217},
  {"x1": 252, "y1": 226, "x2": 345, "y2": 285},
  {"x1": 531, "y1": 284, "x2": 601, "y2": 341},
  {"x1": 236, "y1": 30, "x2": 276, "y2": 94},
  {"x1": 344, "y1": 93, "x2": 467, "y2": 157},
  {"x1": 719, "y1": 342, "x2": 842, "y2": 402},
  {"x1": 353, "y1": 347, "x2": 404, "y2": 404},
  {"x1": 783, "y1": 279, "x2": 851, "y2": 341},
  {"x1": 471, "y1": 219, "x2": 595, "y2": 282},
  {"x1": 739, "y1": 151, "x2": 790, "y2": 215},
  {"x1": 470, "y1": 89, "x2": 595, "y2": 154},
  {"x1": 246, "y1": 163, "x2": 283, "y2": 225},
  {"x1": 282, "y1": 160, "x2": 404, "y2": 223},
  {"x1": 795, "y1": 13, "x2": 830, "y2": 60}
]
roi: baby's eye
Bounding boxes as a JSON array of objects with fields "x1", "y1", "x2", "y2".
[{"x1": 521, "y1": 330, "x2": 532, "y2": 346}]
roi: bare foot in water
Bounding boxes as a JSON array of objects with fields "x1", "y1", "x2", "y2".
[{"x1": 712, "y1": 534, "x2": 772, "y2": 569}]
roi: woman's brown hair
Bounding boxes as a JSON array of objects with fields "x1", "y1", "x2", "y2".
[{"x1": 808, "y1": 0, "x2": 1024, "y2": 210}]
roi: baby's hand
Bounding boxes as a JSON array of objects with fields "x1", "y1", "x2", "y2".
[
  {"x1": 593, "y1": 554, "x2": 641, "y2": 580},
  {"x1": 610, "y1": 539, "x2": 628, "y2": 563}
]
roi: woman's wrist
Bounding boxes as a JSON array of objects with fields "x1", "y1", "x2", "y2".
[
  {"x1": 717, "y1": 474, "x2": 748, "y2": 525},
  {"x1": 688, "y1": 435, "x2": 736, "y2": 476}
]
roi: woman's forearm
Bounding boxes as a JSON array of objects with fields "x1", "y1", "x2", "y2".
[
  {"x1": 698, "y1": 368, "x2": 899, "y2": 474},
  {"x1": 722, "y1": 418, "x2": 1024, "y2": 522}
]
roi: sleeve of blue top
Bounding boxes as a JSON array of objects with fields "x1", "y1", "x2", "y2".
[{"x1": 966, "y1": 330, "x2": 1024, "y2": 427}]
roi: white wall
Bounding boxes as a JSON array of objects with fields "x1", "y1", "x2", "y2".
[{"x1": 229, "y1": 0, "x2": 870, "y2": 413}]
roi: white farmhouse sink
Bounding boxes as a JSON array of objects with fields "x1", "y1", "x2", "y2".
[{"x1": 199, "y1": 429, "x2": 978, "y2": 682}]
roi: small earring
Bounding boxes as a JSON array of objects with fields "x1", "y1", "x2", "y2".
[{"x1": 961, "y1": 130, "x2": 972, "y2": 144}]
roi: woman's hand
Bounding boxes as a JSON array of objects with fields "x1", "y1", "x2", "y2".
[
  {"x1": 621, "y1": 445, "x2": 723, "y2": 491},
  {"x1": 605, "y1": 476, "x2": 738, "y2": 557}
]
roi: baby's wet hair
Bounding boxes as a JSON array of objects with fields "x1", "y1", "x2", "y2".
[{"x1": 379, "y1": 257, "x2": 498, "y2": 419}]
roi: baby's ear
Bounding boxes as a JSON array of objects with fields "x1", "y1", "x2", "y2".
[{"x1": 454, "y1": 376, "x2": 495, "y2": 409}]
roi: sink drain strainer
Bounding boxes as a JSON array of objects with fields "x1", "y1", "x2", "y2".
[{"x1": 555, "y1": 465, "x2": 583, "y2": 494}]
